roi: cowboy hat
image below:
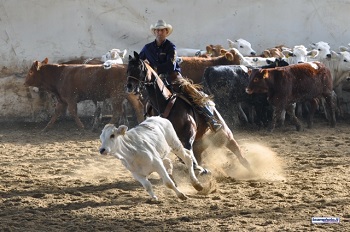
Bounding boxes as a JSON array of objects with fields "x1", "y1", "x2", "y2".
[{"x1": 150, "y1": 20, "x2": 173, "y2": 37}]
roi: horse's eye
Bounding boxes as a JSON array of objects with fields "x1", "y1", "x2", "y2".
[{"x1": 110, "y1": 134, "x2": 115, "y2": 139}]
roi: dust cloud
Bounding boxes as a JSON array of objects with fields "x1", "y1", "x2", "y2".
[{"x1": 202, "y1": 142, "x2": 286, "y2": 182}]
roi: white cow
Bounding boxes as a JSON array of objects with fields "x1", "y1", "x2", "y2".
[
  {"x1": 304, "y1": 42, "x2": 350, "y2": 115},
  {"x1": 282, "y1": 45, "x2": 318, "y2": 64},
  {"x1": 227, "y1": 38, "x2": 257, "y2": 56},
  {"x1": 228, "y1": 44, "x2": 288, "y2": 67},
  {"x1": 227, "y1": 47, "x2": 276, "y2": 67},
  {"x1": 101, "y1": 48, "x2": 127, "y2": 69},
  {"x1": 309, "y1": 41, "x2": 332, "y2": 59},
  {"x1": 99, "y1": 116, "x2": 204, "y2": 201},
  {"x1": 241, "y1": 56, "x2": 276, "y2": 67},
  {"x1": 176, "y1": 48, "x2": 207, "y2": 57},
  {"x1": 322, "y1": 51, "x2": 350, "y2": 112}
]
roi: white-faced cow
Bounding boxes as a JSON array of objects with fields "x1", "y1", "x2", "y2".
[
  {"x1": 282, "y1": 45, "x2": 318, "y2": 64},
  {"x1": 309, "y1": 41, "x2": 332, "y2": 60},
  {"x1": 99, "y1": 116, "x2": 203, "y2": 201},
  {"x1": 227, "y1": 38, "x2": 257, "y2": 56},
  {"x1": 176, "y1": 48, "x2": 207, "y2": 57},
  {"x1": 246, "y1": 62, "x2": 336, "y2": 131},
  {"x1": 101, "y1": 48, "x2": 127, "y2": 69}
]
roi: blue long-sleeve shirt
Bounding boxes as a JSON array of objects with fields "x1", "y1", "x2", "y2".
[{"x1": 139, "y1": 39, "x2": 181, "y2": 75}]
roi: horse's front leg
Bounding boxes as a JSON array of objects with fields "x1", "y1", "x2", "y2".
[{"x1": 181, "y1": 116, "x2": 209, "y2": 175}]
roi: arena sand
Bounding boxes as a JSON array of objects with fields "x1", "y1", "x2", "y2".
[{"x1": 0, "y1": 117, "x2": 349, "y2": 231}]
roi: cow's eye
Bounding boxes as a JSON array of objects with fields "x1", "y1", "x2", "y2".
[{"x1": 110, "y1": 134, "x2": 115, "y2": 139}]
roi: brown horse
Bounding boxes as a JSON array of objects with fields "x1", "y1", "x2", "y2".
[{"x1": 126, "y1": 51, "x2": 252, "y2": 173}]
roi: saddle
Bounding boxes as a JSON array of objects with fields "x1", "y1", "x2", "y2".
[
  {"x1": 142, "y1": 74, "x2": 183, "y2": 118},
  {"x1": 143, "y1": 64, "x2": 211, "y2": 118}
]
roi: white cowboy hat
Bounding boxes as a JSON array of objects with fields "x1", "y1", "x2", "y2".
[{"x1": 150, "y1": 20, "x2": 173, "y2": 37}]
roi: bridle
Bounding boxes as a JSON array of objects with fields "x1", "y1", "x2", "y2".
[
  {"x1": 126, "y1": 58, "x2": 170, "y2": 116},
  {"x1": 126, "y1": 59, "x2": 157, "y2": 91}
]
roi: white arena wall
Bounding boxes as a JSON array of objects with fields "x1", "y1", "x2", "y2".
[{"x1": 1, "y1": 0, "x2": 350, "y2": 122}]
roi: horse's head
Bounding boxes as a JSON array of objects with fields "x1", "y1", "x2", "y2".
[{"x1": 126, "y1": 51, "x2": 147, "y2": 94}]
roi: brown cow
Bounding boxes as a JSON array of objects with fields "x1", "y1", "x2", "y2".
[
  {"x1": 57, "y1": 56, "x2": 144, "y2": 127},
  {"x1": 246, "y1": 62, "x2": 336, "y2": 131},
  {"x1": 205, "y1": 44, "x2": 225, "y2": 57},
  {"x1": 59, "y1": 57, "x2": 104, "y2": 64},
  {"x1": 25, "y1": 58, "x2": 144, "y2": 131},
  {"x1": 179, "y1": 49, "x2": 242, "y2": 84},
  {"x1": 260, "y1": 45, "x2": 289, "y2": 58}
]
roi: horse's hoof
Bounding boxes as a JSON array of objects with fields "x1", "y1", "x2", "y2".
[
  {"x1": 194, "y1": 183, "x2": 204, "y2": 192},
  {"x1": 178, "y1": 193, "x2": 188, "y2": 200}
]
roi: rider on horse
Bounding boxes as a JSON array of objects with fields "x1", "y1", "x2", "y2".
[{"x1": 139, "y1": 19, "x2": 222, "y2": 132}]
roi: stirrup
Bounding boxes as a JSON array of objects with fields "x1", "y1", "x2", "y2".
[{"x1": 208, "y1": 121, "x2": 222, "y2": 132}]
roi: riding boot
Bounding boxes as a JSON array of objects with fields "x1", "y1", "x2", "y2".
[{"x1": 199, "y1": 105, "x2": 222, "y2": 132}]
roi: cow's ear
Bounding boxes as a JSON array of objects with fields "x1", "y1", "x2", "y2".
[
  {"x1": 262, "y1": 70, "x2": 269, "y2": 79},
  {"x1": 220, "y1": 49, "x2": 227, "y2": 55},
  {"x1": 308, "y1": 50, "x2": 318, "y2": 57},
  {"x1": 282, "y1": 50, "x2": 293, "y2": 58},
  {"x1": 42, "y1": 58, "x2": 48, "y2": 64},
  {"x1": 121, "y1": 49, "x2": 127, "y2": 58},
  {"x1": 116, "y1": 125, "x2": 128, "y2": 135},
  {"x1": 331, "y1": 50, "x2": 340, "y2": 58},
  {"x1": 309, "y1": 43, "x2": 316, "y2": 49},
  {"x1": 36, "y1": 61, "x2": 44, "y2": 71},
  {"x1": 227, "y1": 39, "x2": 234, "y2": 48},
  {"x1": 34, "y1": 61, "x2": 40, "y2": 71},
  {"x1": 263, "y1": 50, "x2": 271, "y2": 57},
  {"x1": 206, "y1": 45, "x2": 212, "y2": 54},
  {"x1": 225, "y1": 52, "x2": 233, "y2": 61}
]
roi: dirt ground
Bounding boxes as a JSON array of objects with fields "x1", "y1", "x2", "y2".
[{"x1": 0, "y1": 116, "x2": 349, "y2": 232}]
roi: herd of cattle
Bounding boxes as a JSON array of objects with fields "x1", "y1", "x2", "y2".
[{"x1": 24, "y1": 39, "x2": 350, "y2": 132}]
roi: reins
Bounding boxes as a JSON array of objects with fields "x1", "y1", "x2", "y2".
[{"x1": 127, "y1": 59, "x2": 173, "y2": 117}]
